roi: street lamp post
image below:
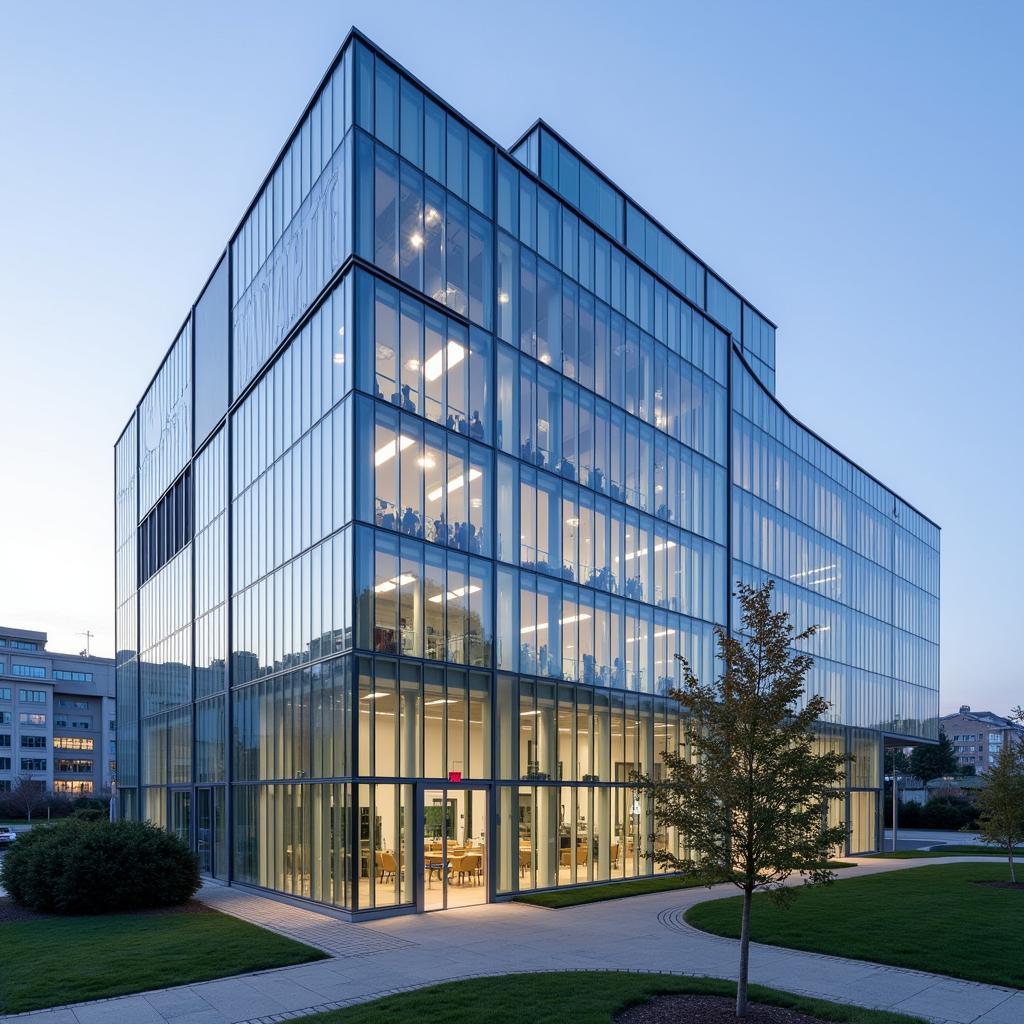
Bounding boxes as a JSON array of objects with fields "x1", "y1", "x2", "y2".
[{"x1": 891, "y1": 765, "x2": 898, "y2": 852}]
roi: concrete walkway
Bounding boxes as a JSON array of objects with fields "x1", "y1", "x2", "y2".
[
  {"x1": 883, "y1": 829, "x2": 994, "y2": 848},
  {"x1": 4, "y1": 857, "x2": 1020, "y2": 1024}
]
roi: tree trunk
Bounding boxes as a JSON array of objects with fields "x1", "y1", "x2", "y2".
[
  {"x1": 736, "y1": 886, "x2": 752, "y2": 1020},
  {"x1": 1009, "y1": 845, "x2": 1016, "y2": 885}
]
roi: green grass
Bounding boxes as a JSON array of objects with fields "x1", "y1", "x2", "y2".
[
  {"x1": 290, "y1": 971, "x2": 926, "y2": 1023},
  {"x1": 514, "y1": 863, "x2": 855, "y2": 909},
  {"x1": 873, "y1": 845, "x2": 1024, "y2": 859},
  {"x1": 0, "y1": 905, "x2": 326, "y2": 1013},
  {"x1": 514, "y1": 873, "x2": 711, "y2": 908},
  {"x1": 686, "y1": 862, "x2": 1024, "y2": 988}
]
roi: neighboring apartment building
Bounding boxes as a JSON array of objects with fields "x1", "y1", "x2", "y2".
[
  {"x1": 0, "y1": 627, "x2": 116, "y2": 797},
  {"x1": 114, "y1": 29, "x2": 940, "y2": 917},
  {"x1": 942, "y1": 705, "x2": 1024, "y2": 774}
]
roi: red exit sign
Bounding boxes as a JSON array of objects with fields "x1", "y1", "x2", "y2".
[{"x1": 448, "y1": 771, "x2": 462, "y2": 783}]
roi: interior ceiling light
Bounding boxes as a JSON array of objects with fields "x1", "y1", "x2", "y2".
[
  {"x1": 374, "y1": 573, "x2": 416, "y2": 593},
  {"x1": 428, "y1": 584, "x2": 481, "y2": 604},
  {"x1": 374, "y1": 434, "x2": 414, "y2": 466},
  {"x1": 789, "y1": 564, "x2": 837, "y2": 580},
  {"x1": 427, "y1": 467, "x2": 481, "y2": 502},
  {"x1": 423, "y1": 340, "x2": 464, "y2": 382},
  {"x1": 520, "y1": 612, "x2": 592, "y2": 634}
]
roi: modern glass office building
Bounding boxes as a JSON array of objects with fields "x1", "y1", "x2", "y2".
[{"x1": 114, "y1": 29, "x2": 939, "y2": 917}]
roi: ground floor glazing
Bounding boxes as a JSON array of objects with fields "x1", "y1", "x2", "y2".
[
  {"x1": 122, "y1": 777, "x2": 880, "y2": 918},
  {"x1": 120, "y1": 656, "x2": 884, "y2": 917}
]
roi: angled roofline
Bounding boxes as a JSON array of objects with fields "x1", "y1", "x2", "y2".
[
  {"x1": 116, "y1": 25, "x2": 936, "y2": 541},
  {"x1": 732, "y1": 343, "x2": 940, "y2": 532},
  {"x1": 509, "y1": 117, "x2": 778, "y2": 331},
  {"x1": 122, "y1": 23, "x2": 789, "y2": 445},
  {"x1": 118, "y1": 23, "x2": 743, "y2": 447}
]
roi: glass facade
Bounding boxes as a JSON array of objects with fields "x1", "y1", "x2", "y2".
[{"x1": 114, "y1": 29, "x2": 939, "y2": 914}]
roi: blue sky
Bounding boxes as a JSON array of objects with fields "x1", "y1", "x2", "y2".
[{"x1": 0, "y1": 2, "x2": 1019, "y2": 713}]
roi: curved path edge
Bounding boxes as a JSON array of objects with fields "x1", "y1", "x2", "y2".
[{"x1": 2, "y1": 856, "x2": 1019, "y2": 1024}]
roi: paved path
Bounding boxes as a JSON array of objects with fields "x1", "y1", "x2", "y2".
[
  {"x1": 4, "y1": 857, "x2": 1020, "y2": 1024},
  {"x1": 883, "y1": 829, "x2": 989, "y2": 848}
]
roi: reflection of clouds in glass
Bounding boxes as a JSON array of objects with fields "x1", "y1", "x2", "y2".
[
  {"x1": 139, "y1": 325, "x2": 191, "y2": 511},
  {"x1": 232, "y1": 150, "x2": 348, "y2": 398}
]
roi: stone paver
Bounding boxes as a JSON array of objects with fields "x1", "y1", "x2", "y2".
[
  {"x1": 1, "y1": 856, "x2": 1016, "y2": 1024},
  {"x1": 197, "y1": 886, "x2": 413, "y2": 959}
]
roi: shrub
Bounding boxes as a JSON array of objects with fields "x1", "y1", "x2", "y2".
[
  {"x1": 898, "y1": 800, "x2": 923, "y2": 828},
  {"x1": 888, "y1": 795, "x2": 980, "y2": 830},
  {"x1": 71, "y1": 807, "x2": 105, "y2": 822},
  {"x1": 921, "y1": 796, "x2": 980, "y2": 830},
  {"x1": 1, "y1": 818, "x2": 200, "y2": 914}
]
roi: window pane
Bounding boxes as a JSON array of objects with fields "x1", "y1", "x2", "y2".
[
  {"x1": 399, "y1": 78, "x2": 423, "y2": 166},
  {"x1": 424, "y1": 97, "x2": 445, "y2": 182},
  {"x1": 468, "y1": 133, "x2": 492, "y2": 216},
  {"x1": 446, "y1": 115, "x2": 467, "y2": 198},
  {"x1": 374, "y1": 59, "x2": 398, "y2": 148}
]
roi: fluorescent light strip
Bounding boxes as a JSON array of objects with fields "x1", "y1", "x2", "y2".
[
  {"x1": 620, "y1": 541, "x2": 677, "y2": 563},
  {"x1": 625, "y1": 627, "x2": 675, "y2": 644},
  {"x1": 428, "y1": 584, "x2": 481, "y2": 604},
  {"x1": 427, "y1": 467, "x2": 481, "y2": 502},
  {"x1": 423, "y1": 340, "x2": 465, "y2": 383},
  {"x1": 374, "y1": 573, "x2": 416, "y2": 593},
  {"x1": 520, "y1": 612, "x2": 592, "y2": 635},
  {"x1": 789, "y1": 564, "x2": 837, "y2": 580},
  {"x1": 375, "y1": 434, "x2": 414, "y2": 467}
]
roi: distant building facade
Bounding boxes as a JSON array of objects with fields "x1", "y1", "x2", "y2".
[
  {"x1": 942, "y1": 705, "x2": 1024, "y2": 774},
  {"x1": 0, "y1": 627, "x2": 116, "y2": 797}
]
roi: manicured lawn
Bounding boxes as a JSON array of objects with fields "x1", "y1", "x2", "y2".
[
  {"x1": 515, "y1": 863, "x2": 855, "y2": 909},
  {"x1": 873, "y1": 845, "x2": 1024, "y2": 859},
  {"x1": 291, "y1": 971, "x2": 926, "y2": 1023},
  {"x1": 515, "y1": 873, "x2": 711, "y2": 908},
  {"x1": 0, "y1": 905, "x2": 326, "y2": 1013},
  {"x1": 686, "y1": 862, "x2": 1024, "y2": 988}
]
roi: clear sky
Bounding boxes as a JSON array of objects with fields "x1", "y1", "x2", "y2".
[{"x1": 0, "y1": 1, "x2": 1020, "y2": 714}]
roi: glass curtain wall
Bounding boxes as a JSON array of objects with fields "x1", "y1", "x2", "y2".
[{"x1": 115, "y1": 30, "x2": 938, "y2": 918}]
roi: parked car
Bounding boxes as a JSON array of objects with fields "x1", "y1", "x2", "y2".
[{"x1": 0, "y1": 826, "x2": 18, "y2": 847}]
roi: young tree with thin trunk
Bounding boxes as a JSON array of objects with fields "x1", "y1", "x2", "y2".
[
  {"x1": 9, "y1": 775, "x2": 47, "y2": 822},
  {"x1": 636, "y1": 581, "x2": 850, "y2": 1022},
  {"x1": 976, "y1": 725, "x2": 1024, "y2": 883}
]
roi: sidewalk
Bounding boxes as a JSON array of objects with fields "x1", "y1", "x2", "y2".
[
  {"x1": 883, "y1": 829, "x2": 987, "y2": 848},
  {"x1": 3, "y1": 856, "x2": 1020, "y2": 1024}
]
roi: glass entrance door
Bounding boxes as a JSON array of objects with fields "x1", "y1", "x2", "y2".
[{"x1": 421, "y1": 787, "x2": 487, "y2": 911}]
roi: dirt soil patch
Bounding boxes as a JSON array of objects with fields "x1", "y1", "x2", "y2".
[
  {"x1": 974, "y1": 880, "x2": 1024, "y2": 891},
  {"x1": 617, "y1": 993, "x2": 843, "y2": 1024}
]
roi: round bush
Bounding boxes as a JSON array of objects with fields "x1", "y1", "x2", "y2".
[
  {"x1": 1, "y1": 818, "x2": 200, "y2": 914},
  {"x1": 71, "y1": 807, "x2": 105, "y2": 822}
]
